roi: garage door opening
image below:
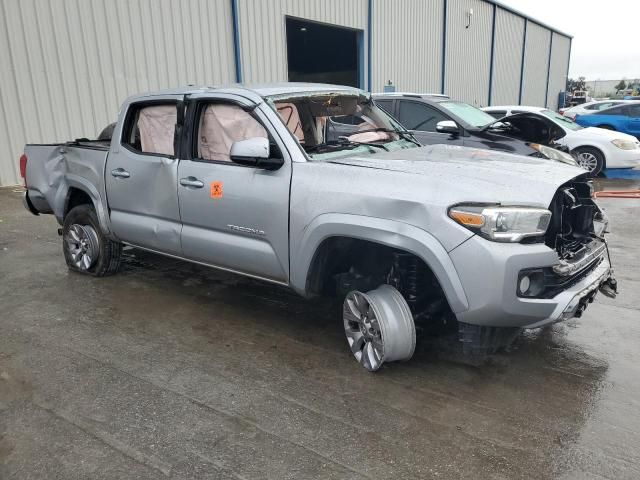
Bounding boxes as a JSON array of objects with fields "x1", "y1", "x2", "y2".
[{"x1": 286, "y1": 17, "x2": 362, "y2": 88}]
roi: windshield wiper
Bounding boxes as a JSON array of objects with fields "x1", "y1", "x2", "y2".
[{"x1": 351, "y1": 127, "x2": 421, "y2": 147}]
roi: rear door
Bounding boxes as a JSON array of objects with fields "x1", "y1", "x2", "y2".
[
  {"x1": 396, "y1": 99, "x2": 463, "y2": 146},
  {"x1": 176, "y1": 94, "x2": 292, "y2": 283},
  {"x1": 105, "y1": 95, "x2": 183, "y2": 254}
]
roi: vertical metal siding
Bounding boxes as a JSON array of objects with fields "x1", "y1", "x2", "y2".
[
  {"x1": 444, "y1": 0, "x2": 493, "y2": 106},
  {"x1": 546, "y1": 33, "x2": 571, "y2": 109},
  {"x1": 371, "y1": 0, "x2": 443, "y2": 93},
  {"x1": 490, "y1": 8, "x2": 524, "y2": 106},
  {"x1": 521, "y1": 21, "x2": 551, "y2": 107},
  {"x1": 237, "y1": 0, "x2": 368, "y2": 84},
  {"x1": 0, "y1": 0, "x2": 235, "y2": 187}
]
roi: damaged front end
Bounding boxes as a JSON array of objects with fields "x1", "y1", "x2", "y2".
[{"x1": 519, "y1": 179, "x2": 618, "y2": 316}]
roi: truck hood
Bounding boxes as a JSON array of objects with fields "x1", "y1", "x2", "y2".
[{"x1": 328, "y1": 144, "x2": 587, "y2": 207}]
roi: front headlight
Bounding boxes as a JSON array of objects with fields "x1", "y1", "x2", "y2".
[
  {"x1": 530, "y1": 143, "x2": 578, "y2": 166},
  {"x1": 449, "y1": 205, "x2": 552, "y2": 242},
  {"x1": 611, "y1": 139, "x2": 639, "y2": 150}
]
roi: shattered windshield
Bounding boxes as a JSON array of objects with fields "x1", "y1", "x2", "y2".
[{"x1": 267, "y1": 93, "x2": 418, "y2": 160}]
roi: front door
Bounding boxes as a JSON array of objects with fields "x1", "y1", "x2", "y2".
[
  {"x1": 396, "y1": 99, "x2": 464, "y2": 146},
  {"x1": 177, "y1": 96, "x2": 292, "y2": 283},
  {"x1": 105, "y1": 96, "x2": 183, "y2": 254}
]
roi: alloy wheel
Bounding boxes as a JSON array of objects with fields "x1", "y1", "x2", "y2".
[
  {"x1": 343, "y1": 285, "x2": 415, "y2": 372},
  {"x1": 65, "y1": 224, "x2": 100, "y2": 271}
]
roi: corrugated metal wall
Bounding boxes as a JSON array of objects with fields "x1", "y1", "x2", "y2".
[
  {"x1": 444, "y1": 0, "x2": 493, "y2": 106},
  {"x1": 546, "y1": 33, "x2": 571, "y2": 109},
  {"x1": 371, "y1": 0, "x2": 443, "y2": 93},
  {"x1": 0, "y1": 0, "x2": 235, "y2": 187},
  {"x1": 490, "y1": 8, "x2": 524, "y2": 106},
  {"x1": 0, "y1": 0, "x2": 572, "y2": 186},
  {"x1": 237, "y1": 0, "x2": 368, "y2": 84},
  {"x1": 521, "y1": 21, "x2": 551, "y2": 107}
]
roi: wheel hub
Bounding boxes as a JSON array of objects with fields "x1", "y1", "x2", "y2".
[
  {"x1": 577, "y1": 152, "x2": 598, "y2": 171},
  {"x1": 65, "y1": 224, "x2": 99, "y2": 271},
  {"x1": 343, "y1": 285, "x2": 416, "y2": 372}
]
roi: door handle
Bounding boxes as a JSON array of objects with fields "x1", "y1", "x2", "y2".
[
  {"x1": 180, "y1": 177, "x2": 204, "y2": 188},
  {"x1": 111, "y1": 168, "x2": 130, "y2": 178}
]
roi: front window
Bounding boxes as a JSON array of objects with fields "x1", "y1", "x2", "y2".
[
  {"x1": 540, "y1": 109, "x2": 583, "y2": 131},
  {"x1": 397, "y1": 101, "x2": 449, "y2": 132},
  {"x1": 267, "y1": 93, "x2": 417, "y2": 160},
  {"x1": 439, "y1": 101, "x2": 496, "y2": 128}
]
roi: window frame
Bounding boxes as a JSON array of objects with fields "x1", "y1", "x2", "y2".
[
  {"x1": 120, "y1": 99, "x2": 181, "y2": 159},
  {"x1": 186, "y1": 99, "x2": 283, "y2": 167}
]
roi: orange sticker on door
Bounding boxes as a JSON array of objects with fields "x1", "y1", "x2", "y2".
[{"x1": 210, "y1": 181, "x2": 223, "y2": 198}]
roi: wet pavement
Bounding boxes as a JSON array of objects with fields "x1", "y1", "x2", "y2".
[{"x1": 1, "y1": 178, "x2": 639, "y2": 479}]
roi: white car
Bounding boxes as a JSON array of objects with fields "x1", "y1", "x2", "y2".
[
  {"x1": 482, "y1": 105, "x2": 640, "y2": 175},
  {"x1": 560, "y1": 100, "x2": 630, "y2": 120}
]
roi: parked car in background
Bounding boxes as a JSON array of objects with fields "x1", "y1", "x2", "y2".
[
  {"x1": 560, "y1": 100, "x2": 629, "y2": 120},
  {"x1": 20, "y1": 83, "x2": 617, "y2": 372},
  {"x1": 483, "y1": 106, "x2": 640, "y2": 176},
  {"x1": 373, "y1": 93, "x2": 576, "y2": 163},
  {"x1": 574, "y1": 102, "x2": 640, "y2": 140}
]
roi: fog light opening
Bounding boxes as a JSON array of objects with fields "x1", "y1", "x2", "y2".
[{"x1": 518, "y1": 270, "x2": 545, "y2": 297}]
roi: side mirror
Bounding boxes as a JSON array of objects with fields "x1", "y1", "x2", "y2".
[
  {"x1": 230, "y1": 137, "x2": 283, "y2": 170},
  {"x1": 436, "y1": 120, "x2": 460, "y2": 135}
]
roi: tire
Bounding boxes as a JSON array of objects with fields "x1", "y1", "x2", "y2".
[
  {"x1": 596, "y1": 125, "x2": 615, "y2": 131},
  {"x1": 573, "y1": 146, "x2": 605, "y2": 177},
  {"x1": 62, "y1": 204, "x2": 122, "y2": 276}
]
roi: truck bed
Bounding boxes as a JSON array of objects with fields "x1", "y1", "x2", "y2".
[{"x1": 24, "y1": 141, "x2": 111, "y2": 221}]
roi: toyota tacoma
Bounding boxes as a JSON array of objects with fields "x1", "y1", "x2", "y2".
[{"x1": 21, "y1": 83, "x2": 617, "y2": 371}]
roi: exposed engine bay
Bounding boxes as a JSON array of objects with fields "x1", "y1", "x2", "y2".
[
  {"x1": 540, "y1": 179, "x2": 618, "y2": 300},
  {"x1": 546, "y1": 180, "x2": 602, "y2": 259}
]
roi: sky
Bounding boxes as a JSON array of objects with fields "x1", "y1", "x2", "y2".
[{"x1": 501, "y1": 0, "x2": 640, "y2": 81}]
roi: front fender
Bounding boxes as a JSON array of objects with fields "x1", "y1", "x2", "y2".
[{"x1": 291, "y1": 213, "x2": 469, "y2": 313}]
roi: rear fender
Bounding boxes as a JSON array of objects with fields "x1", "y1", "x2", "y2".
[
  {"x1": 63, "y1": 175, "x2": 112, "y2": 236},
  {"x1": 291, "y1": 213, "x2": 469, "y2": 313}
]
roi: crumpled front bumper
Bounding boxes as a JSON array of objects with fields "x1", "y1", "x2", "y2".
[
  {"x1": 522, "y1": 256, "x2": 613, "y2": 328},
  {"x1": 448, "y1": 235, "x2": 615, "y2": 329}
]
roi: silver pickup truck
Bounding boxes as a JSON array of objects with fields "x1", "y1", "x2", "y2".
[{"x1": 21, "y1": 83, "x2": 617, "y2": 371}]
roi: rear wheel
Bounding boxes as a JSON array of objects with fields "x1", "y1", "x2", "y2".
[
  {"x1": 343, "y1": 285, "x2": 416, "y2": 372},
  {"x1": 573, "y1": 147, "x2": 605, "y2": 177},
  {"x1": 63, "y1": 204, "x2": 122, "y2": 276}
]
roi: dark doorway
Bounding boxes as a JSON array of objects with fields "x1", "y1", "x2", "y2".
[{"x1": 286, "y1": 17, "x2": 362, "y2": 88}]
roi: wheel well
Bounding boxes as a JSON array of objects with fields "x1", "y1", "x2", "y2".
[
  {"x1": 306, "y1": 237, "x2": 454, "y2": 329},
  {"x1": 596, "y1": 124, "x2": 615, "y2": 131},
  {"x1": 64, "y1": 188, "x2": 93, "y2": 218}
]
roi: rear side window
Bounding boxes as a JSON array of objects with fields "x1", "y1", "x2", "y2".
[
  {"x1": 628, "y1": 105, "x2": 640, "y2": 117},
  {"x1": 599, "y1": 105, "x2": 626, "y2": 116},
  {"x1": 397, "y1": 101, "x2": 448, "y2": 132},
  {"x1": 122, "y1": 103, "x2": 177, "y2": 156}
]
